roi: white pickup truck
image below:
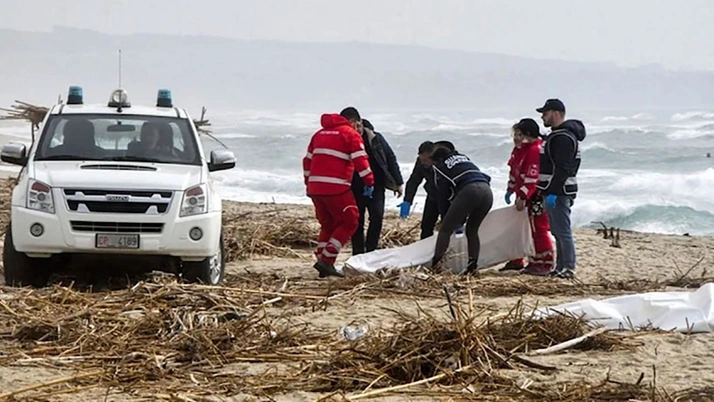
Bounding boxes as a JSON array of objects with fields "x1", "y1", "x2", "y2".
[{"x1": 0, "y1": 87, "x2": 236, "y2": 287}]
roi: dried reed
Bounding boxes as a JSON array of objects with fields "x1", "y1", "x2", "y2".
[
  {"x1": 379, "y1": 216, "x2": 421, "y2": 248},
  {"x1": 0, "y1": 276, "x2": 699, "y2": 401},
  {"x1": 222, "y1": 213, "x2": 316, "y2": 261},
  {"x1": 0, "y1": 281, "x2": 332, "y2": 392},
  {"x1": 255, "y1": 296, "x2": 630, "y2": 394}
]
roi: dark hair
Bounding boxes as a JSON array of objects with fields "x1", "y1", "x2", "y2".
[
  {"x1": 433, "y1": 140, "x2": 455, "y2": 151},
  {"x1": 340, "y1": 107, "x2": 361, "y2": 122},
  {"x1": 362, "y1": 118, "x2": 374, "y2": 130},
  {"x1": 430, "y1": 146, "x2": 455, "y2": 163},
  {"x1": 513, "y1": 118, "x2": 541, "y2": 139},
  {"x1": 418, "y1": 141, "x2": 434, "y2": 154}
]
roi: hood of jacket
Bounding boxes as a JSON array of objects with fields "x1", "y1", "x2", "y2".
[
  {"x1": 557, "y1": 119, "x2": 587, "y2": 141},
  {"x1": 362, "y1": 127, "x2": 378, "y2": 143},
  {"x1": 320, "y1": 113, "x2": 351, "y2": 129},
  {"x1": 508, "y1": 138, "x2": 541, "y2": 166},
  {"x1": 519, "y1": 137, "x2": 542, "y2": 149}
]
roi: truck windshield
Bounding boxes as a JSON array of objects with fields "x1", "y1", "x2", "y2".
[{"x1": 34, "y1": 114, "x2": 202, "y2": 165}]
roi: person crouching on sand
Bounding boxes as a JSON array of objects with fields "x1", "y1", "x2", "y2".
[
  {"x1": 302, "y1": 112, "x2": 375, "y2": 278},
  {"x1": 501, "y1": 118, "x2": 555, "y2": 276},
  {"x1": 429, "y1": 145, "x2": 493, "y2": 274}
]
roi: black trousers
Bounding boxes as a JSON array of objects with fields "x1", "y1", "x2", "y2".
[
  {"x1": 351, "y1": 188, "x2": 386, "y2": 255},
  {"x1": 420, "y1": 195, "x2": 441, "y2": 239},
  {"x1": 433, "y1": 182, "x2": 493, "y2": 267}
]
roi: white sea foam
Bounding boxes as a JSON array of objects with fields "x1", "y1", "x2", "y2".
[{"x1": 2, "y1": 109, "x2": 713, "y2": 235}]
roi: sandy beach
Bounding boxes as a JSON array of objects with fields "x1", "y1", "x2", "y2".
[{"x1": 0, "y1": 171, "x2": 713, "y2": 401}]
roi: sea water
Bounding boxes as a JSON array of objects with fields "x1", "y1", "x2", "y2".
[{"x1": 2, "y1": 107, "x2": 713, "y2": 235}]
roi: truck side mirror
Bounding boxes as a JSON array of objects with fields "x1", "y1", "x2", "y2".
[
  {"x1": 207, "y1": 149, "x2": 236, "y2": 172},
  {"x1": 1, "y1": 142, "x2": 28, "y2": 166}
]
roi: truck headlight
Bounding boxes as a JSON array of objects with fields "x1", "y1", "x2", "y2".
[
  {"x1": 27, "y1": 180, "x2": 55, "y2": 214},
  {"x1": 180, "y1": 184, "x2": 207, "y2": 217}
]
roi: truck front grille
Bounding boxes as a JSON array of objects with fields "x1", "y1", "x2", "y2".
[
  {"x1": 71, "y1": 221, "x2": 164, "y2": 233},
  {"x1": 63, "y1": 188, "x2": 173, "y2": 214},
  {"x1": 66, "y1": 201, "x2": 169, "y2": 214}
]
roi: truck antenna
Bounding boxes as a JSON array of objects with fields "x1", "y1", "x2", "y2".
[
  {"x1": 117, "y1": 49, "x2": 123, "y2": 112},
  {"x1": 118, "y1": 49, "x2": 122, "y2": 88}
]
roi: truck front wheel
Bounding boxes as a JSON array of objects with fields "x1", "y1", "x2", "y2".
[
  {"x1": 181, "y1": 231, "x2": 225, "y2": 285},
  {"x1": 3, "y1": 223, "x2": 51, "y2": 287}
]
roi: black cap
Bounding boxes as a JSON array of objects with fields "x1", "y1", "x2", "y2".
[
  {"x1": 536, "y1": 98, "x2": 566, "y2": 113},
  {"x1": 514, "y1": 118, "x2": 541, "y2": 138}
]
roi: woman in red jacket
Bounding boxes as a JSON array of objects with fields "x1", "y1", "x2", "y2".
[{"x1": 501, "y1": 118, "x2": 554, "y2": 276}]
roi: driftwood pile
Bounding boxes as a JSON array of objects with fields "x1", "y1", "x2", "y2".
[
  {"x1": 222, "y1": 211, "x2": 317, "y2": 261},
  {"x1": 0, "y1": 178, "x2": 14, "y2": 233},
  {"x1": 0, "y1": 281, "x2": 654, "y2": 400},
  {"x1": 0, "y1": 250, "x2": 711, "y2": 399},
  {"x1": 220, "y1": 207, "x2": 422, "y2": 262},
  {"x1": 253, "y1": 298, "x2": 631, "y2": 396}
]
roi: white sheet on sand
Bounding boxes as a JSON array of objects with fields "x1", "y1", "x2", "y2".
[
  {"x1": 537, "y1": 283, "x2": 714, "y2": 333},
  {"x1": 338, "y1": 206, "x2": 535, "y2": 275}
]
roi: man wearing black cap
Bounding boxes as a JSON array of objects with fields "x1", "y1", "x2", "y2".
[
  {"x1": 340, "y1": 107, "x2": 404, "y2": 255},
  {"x1": 536, "y1": 98, "x2": 587, "y2": 279}
]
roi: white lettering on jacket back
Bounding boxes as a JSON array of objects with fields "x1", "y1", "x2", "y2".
[{"x1": 444, "y1": 154, "x2": 470, "y2": 169}]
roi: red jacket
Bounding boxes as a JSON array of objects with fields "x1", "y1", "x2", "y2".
[
  {"x1": 507, "y1": 138, "x2": 542, "y2": 201},
  {"x1": 303, "y1": 114, "x2": 375, "y2": 196}
]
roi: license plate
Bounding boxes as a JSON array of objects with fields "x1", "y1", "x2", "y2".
[{"x1": 95, "y1": 234, "x2": 140, "y2": 249}]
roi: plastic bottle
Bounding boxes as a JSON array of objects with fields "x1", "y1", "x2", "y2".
[{"x1": 339, "y1": 323, "x2": 369, "y2": 341}]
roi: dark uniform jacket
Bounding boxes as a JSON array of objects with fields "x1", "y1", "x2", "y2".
[
  {"x1": 537, "y1": 120, "x2": 587, "y2": 197},
  {"x1": 432, "y1": 151, "x2": 491, "y2": 216}
]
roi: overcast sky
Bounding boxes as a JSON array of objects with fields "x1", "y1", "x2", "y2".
[{"x1": 2, "y1": 0, "x2": 714, "y2": 71}]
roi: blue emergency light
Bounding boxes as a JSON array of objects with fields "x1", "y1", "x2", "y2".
[
  {"x1": 67, "y1": 86, "x2": 83, "y2": 105},
  {"x1": 156, "y1": 89, "x2": 172, "y2": 107}
]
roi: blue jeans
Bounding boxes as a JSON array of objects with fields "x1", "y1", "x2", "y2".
[{"x1": 546, "y1": 195, "x2": 576, "y2": 270}]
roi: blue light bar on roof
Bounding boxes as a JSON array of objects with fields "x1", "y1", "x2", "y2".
[
  {"x1": 67, "y1": 86, "x2": 83, "y2": 105},
  {"x1": 157, "y1": 89, "x2": 172, "y2": 107}
]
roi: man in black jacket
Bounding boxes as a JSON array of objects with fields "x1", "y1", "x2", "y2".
[
  {"x1": 341, "y1": 107, "x2": 404, "y2": 255},
  {"x1": 400, "y1": 140, "x2": 456, "y2": 239},
  {"x1": 536, "y1": 99, "x2": 587, "y2": 279}
]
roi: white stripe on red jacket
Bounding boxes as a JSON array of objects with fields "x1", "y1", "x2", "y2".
[{"x1": 303, "y1": 114, "x2": 375, "y2": 196}]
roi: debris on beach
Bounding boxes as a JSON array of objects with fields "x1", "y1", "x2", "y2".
[{"x1": 0, "y1": 281, "x2": 640, "y2": 400}]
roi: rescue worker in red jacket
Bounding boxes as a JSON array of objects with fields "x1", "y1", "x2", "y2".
[
  {"x1": 501, "y1": 118, "x2": 555, "y2": 276},
  {"x1": 303, "y1": 113, "x2": 375, "y2": 278}
]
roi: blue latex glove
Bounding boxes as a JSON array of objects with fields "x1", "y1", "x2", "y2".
[
  {"x1": 504, "y1": 191, "x2": 513, "y2": 205},
  {"x1": 398, "y1": 201, "x2": 411, "y2": 219},
  {"x1": 455, "y1": 225, "x2": 464, "y2": 235},
  {"x1": 545, "y1": 194, "x2": 557, "y2": 209},
  {"x1": 363, "y1": 186, "x2": 374, "y2": 198}
]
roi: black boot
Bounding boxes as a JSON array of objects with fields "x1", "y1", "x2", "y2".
[
  {"x1": 499, "y1": 261, "x2": 525, "y2": 272},
  {"x1": 313, "y1": 260, "x2": 344, "y2": 278},
  {"x1": 465, "y1": 259, "x2": 479, "y2": 275},
  {"x1": 430, "y1": 256, "x2": 443, "y2": 273}
]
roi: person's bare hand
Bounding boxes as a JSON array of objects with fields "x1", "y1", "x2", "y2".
[
  {"x1": 515, "y1": 198, "x2": 526, "y2": 211},
  {"x1": 394, "y1": 185, "x2": 404, "y2": 198}
]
